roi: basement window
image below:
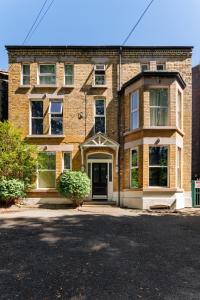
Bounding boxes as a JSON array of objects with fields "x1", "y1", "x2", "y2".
[{"x1": 94, "y1": 64, "x2": 106, "y2": 85}]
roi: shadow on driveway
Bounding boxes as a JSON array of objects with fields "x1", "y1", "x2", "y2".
[{"x1": 1, "y1": 212, "x2": 200, "y2": 299}]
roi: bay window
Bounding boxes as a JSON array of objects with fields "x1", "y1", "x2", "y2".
[
  {"x1": 38, "y1": 152, "x2": 56, "y2": 188},
  {"x1": 65, "y1": 64, "x2": 74, "y2": 85},
  {"x1": 130, "y1": 148, "x2": 139, "y2": 188},
  {"x1": 31, "y1": 101, "x2": 43, "y2": 134},
  {"x1": 95, "y1": 99, "x2": 106, "y2": 133},
  {"x1": 49, "y1": 100, "x2": 63, "y2": 135},
  {"x1": 149, "y1": 146, "x2": 168, "y2": 187},
  {"x1": 150, "y1": 89, "x2": 168, "y2": 126},
  {"x1": 130, "y1": 91, "x2": 139, "y2": 130},
  {"x1": 39, "y1": 64, "x2": 56, "y2": 85},
  {"x1": 22, "y1": 64, "x2": 30, "y2": 85},
  {"x1": 177, "y1": 90, "x2": 182, "y2": 129}
]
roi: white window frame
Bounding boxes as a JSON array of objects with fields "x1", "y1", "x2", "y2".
[
  {"x1": 149, "y1": 88, "x2": 169, "y2": 127},
  {"x1": 21, "y1": 64, "x2": 30, "y2": 85},
  {"x1": 38, "y1": 64, "x2": 56, "y2": 85},
  {"x1": 130, "y1": 90, "x2": 139, "y2": 130},
  {"x1": 130, "y1": 147, "x2": 139, "y2": 188},
  {"x1": 49, "y1": 100, "x2": 63, "y2": 135},
  {"x1": 94, "y1": 98, "x2": 106, "y2": 134},
  {"x1": 141, "y1": 63, "x2": 149, "y2": 72},
  {"x1": 177, "y1": 147, "x2": 182, "y2": 188},
  {"x1": 30, "y1": 99, "x2": 43, "y2": 135},
  {"x1": 64, "y1": 64, "x2": 74, "y2": 86},
  {"x1": 148, "y1": 145, "x2": 169, "y2": 187},
  {"x1": 94, "y1": 64, "x2": 106, "y2": 86},
  {"x1": 156, "y1": 63, "x2": 165, "y2": 71},
  {"x1": 37, "y1": 152, "x2": 56, "y2": 189},
  {"x1": 62, "y1": 152, "x2": 72, "y2": 172},
  {"x1": 177, "y1": 89, "x2": 183, "y2": 129}
]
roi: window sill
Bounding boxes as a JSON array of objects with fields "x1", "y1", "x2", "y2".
[
  {"x1": 143, "y1": 187, "x2": 184, "y2": 193},
  {"x1": 34, "y1": 84, "x2": 58, "y2": 88},
  {"x1": 92, "y1": 85, "x2": 107, "y2": 88},
  {"x1": 124, "y1": 127, "x2": 185, "y2": 136},
  {"x1": 31, "y1": 188, "x2": 57, "y2": 192},
  {"x1": 26, "y1": 134, "x2": 65, "y2": 138},
  {"x1": 62, "y1": 85, "x2": 74, "y2": 88}
]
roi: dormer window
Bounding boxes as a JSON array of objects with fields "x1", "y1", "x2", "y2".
[{"x1": 94, "y1": 64, "x2": 106, "y2": 85}]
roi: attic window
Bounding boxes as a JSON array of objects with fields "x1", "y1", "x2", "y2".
[{"x1": 94, "y1": 64, "x2": 106, "y2": 85}]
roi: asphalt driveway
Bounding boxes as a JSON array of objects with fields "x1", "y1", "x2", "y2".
[{"x1": 1, "y1": 207, "x2": 200, "y2": 300}]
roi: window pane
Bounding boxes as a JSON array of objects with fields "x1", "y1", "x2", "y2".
[
  {"x1": 23, "y1": 65, "x2": 30, "y2": 75},
  {"x1": 32, "y1": 119, "x2": 43, "y2": 134},
  {"x1": 157, "y1": 64, "x2": 164, "y2": 71},
  {"x1": 109, "y1": 163, "x2": 112, "y2": 182},
  {"x1": 32, "y1": 101, "x2": 43, "y2": 117},
  {"x1": 40, "y1": 75, "x2": 56, "y2": 84},
  {"x1": 40, "y1": 65, "x2": 55, "y2": 74},
  {"x1": 131, "y1": 168, "x2": 139, "y2": 188},
  {"x1": 141, "y1": 64, "x2": 149, "y2": 72},
  {"x1": 64, "y1": 153, "x2": 71, "y2": 170},
  {"x1": 131, "y1": 92, "x2": 138, "y2": 110},
  {"x1": 131, "y1": 149, "x2": 138, "y2": 167},
  {"x1": 38, "y1": 153, "x2": 56, "y2": 170},
  {"x1": 150, "y1": 107, "x2": 168, "y2": 126},
  {"x1": 65, "y1": 65, "x2": 73, "y2": 75},
  {"x1": 131, "y1": 111, "x2": 138, "y2": 129},
  {"x1": 177, "y1": 91, "x2": 181, "y2": 128},
  {"x1": 177, "y1": 148, "x2": 181, "y2": 188},
  {"x1": 149, "y1": 167, "x2": 167, "y2": 187},
  {"x1": 51, "y1": 117, "x2": 63, "y2": 135},
  {"x1": 150, "y1": 89, "x2": 168, "y2": 107},
  {"x1": 95, "y1": 74, "x2": 105, "y2": 85},
  {"x1": 65, "y1": 76, "x2": 73, "y2": 85},
  {"x1": 23, "y1": 76, "x2": 30, "y2": 85},
  {"x1": 95, "y1": 117, "x2": 105, "y2": 133},
  {"x1": 149, "y1": 147, "x2": 168, "y2": 166},
  {"x1": 38, "y1": 170, "x2": 56, "y2": 188},
  {"x1": 95, "y1": 100, "x2": 104, "y2": 115},
  {"x1": 50, "y1": 102, "x2": 62, "y2": 114}
]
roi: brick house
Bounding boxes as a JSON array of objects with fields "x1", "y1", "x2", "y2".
[
  {"x1": 192, "y1": 64, "x2": 200, "y2": 179},
  {"x1": 0, "y1": 70, "x2": 8, "y2": 121},
  {"x1": 6, "y1": 45, "x2": 192, "y2": 209}
]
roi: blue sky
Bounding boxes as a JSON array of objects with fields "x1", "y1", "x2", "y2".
[{"x1": 0, "y1": 0, "x2": 200, "y2": 69}]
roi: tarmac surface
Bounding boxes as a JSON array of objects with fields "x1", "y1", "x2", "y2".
[{"x1": 1, "y1": 206, "x2": 200, "y2": 299}]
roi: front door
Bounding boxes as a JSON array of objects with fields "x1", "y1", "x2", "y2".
[{"x1": 92, "y1": 163, "x2": 108, "y2": 199}]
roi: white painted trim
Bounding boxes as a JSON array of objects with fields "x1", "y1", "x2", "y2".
[
  {"x1": 37, "y1": 63, "x2": 57, "y2": 85},
  {"x1": 94, "y1": 98, "x2": 106, "y2": 134},
  {"x1": 37, "y1": 151, "x2": 56, "y2": 189},
  {"x1": 176, "y1": 84, "x2": 183, "y2": 130},
  {"x1": 64, "y1": 63, "x2": 74, "y2": 86},
  {"x1": 124, "y1": 136, "x2": 183, "y2": 150},
  {"x1": 21, "y1": 63, "x2": 30, "y2": 85}
]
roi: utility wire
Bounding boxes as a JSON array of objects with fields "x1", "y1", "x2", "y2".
[
  {"x1": 22, "y1": 0, "x2": 49, "y2": 45},
  {"x1": 122, "y1": 0, "x2": 155, "y2": 46},
  {"x1": 25, "y1": 0, "x2": 56, "y2": 44}
]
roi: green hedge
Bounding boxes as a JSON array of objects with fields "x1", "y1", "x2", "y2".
[{"x1": 0, "y1": 178, "x2": 25, "y2": 203}]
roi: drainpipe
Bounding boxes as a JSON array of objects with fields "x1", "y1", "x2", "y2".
[{"x1": 117, "y1": 47, "x2": 123, "y2": 207}]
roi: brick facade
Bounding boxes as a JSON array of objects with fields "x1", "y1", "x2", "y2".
[{"x1": 6, "y1": 46, "x2": 192, "y2": 208}]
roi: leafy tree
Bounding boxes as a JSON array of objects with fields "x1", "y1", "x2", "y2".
[
  {"x1": 57, "y1": 171, "x2": 91, "y2": 206},
  {"x1": 0, "y1": 122, "x2": 38, "y2": 189}
]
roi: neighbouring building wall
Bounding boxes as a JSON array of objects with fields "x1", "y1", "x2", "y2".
[
  {"x1": 192, "y1": 65, "x2": 200, "y2": 179},
  {"x1": 0, "y1": 71, "x2": 8, "y2": 121}
]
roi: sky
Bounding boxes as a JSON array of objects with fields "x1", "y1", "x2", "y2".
[{"x1": 0, "y1": 0, "x2": 200, "y2": 70}]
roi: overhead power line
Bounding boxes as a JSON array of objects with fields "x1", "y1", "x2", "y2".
[
  {"x1": 22, "y1": 0, "x2": 49, "y2": 45},
  {"x1": 122, "y1": 0, "x2": 155, "y2": 46},
  {"x1": 25, "y1": 0, "x2": 56, "y2": 44}
]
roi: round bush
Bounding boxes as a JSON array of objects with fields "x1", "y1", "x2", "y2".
[
  {"x1": 57, "y1": 171, "x2": 91, "y2": 206},
  {"x1": 0, "y1": 178, "x2": 25, "y2": 203}
]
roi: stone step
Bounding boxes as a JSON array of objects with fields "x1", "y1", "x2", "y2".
[{"x1": 83, "y1": 201, "x2": 116, "y2": 206}]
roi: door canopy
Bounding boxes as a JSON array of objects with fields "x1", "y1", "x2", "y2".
[{"x1": 80, "y1": 132, "x2": 119, "y2": 172}]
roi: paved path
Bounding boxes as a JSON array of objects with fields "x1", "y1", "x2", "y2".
[{"x1": 1, "y1": 207, "x2": 200, "y2": 299}]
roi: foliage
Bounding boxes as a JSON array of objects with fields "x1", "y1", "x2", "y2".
[
  {"x1": 0, "y1": 178, "x2": 25, "y2": 203},
  {"x1": 57, "y1": 171, "x2": 91, "y2": 206},
  {"x1": 0, "y1": 121, "x2": 38, "y2": 189}
]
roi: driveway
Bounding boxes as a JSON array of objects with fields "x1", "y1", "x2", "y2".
[{"x1": 1, "y1": 207, "x2": 200, "y2": 300}]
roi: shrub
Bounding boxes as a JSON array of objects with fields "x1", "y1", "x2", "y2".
[
  {"x1": 57, "y1": 171, "x2": 91, "y2": 206},
  {"x1": 0, "y1": 178, "x2": 25, "y2": 204},
  {"x1": 0, "y1": 121, "x2": 38, "y2": 189}
]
